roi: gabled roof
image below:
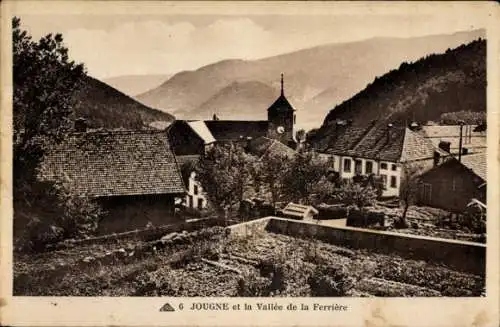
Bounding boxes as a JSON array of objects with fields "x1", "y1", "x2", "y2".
[
  {"x1": 247, "y1": 136, "x2": 297, "y2": 160},
  {"x1": 267, "y1": 94, "x2": 295, "y2": 113},
  {"x1": 186, "y1": 121, "x2": 216, "y2": 144},
  {"x1": 323, "y1": 124, "x2": 441, "y2": 162},
  {"x1": 421, "y1": 125, "x2": 486, "y2": 153},
  {"x1": 204, "y1": 120, "x2": 269, "y2": 142},
  {"x1": 38, "y1": 130, "x2": 185, "y2": 197},
  {"x1": 460, "y1": 153, "x2": 486, "y2": 181}
]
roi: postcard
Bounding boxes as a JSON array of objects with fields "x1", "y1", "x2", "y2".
[{"x1": 1, "y1": 1, "x2": 499, "y2": 326}]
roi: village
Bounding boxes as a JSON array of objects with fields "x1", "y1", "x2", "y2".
[{"x1": 12, "y1": 16, "x2": 487, "y2": 298}]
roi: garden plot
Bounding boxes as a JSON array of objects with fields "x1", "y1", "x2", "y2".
[{"x1": 14, "y1": 227, "x2": 485, "y2": 297}]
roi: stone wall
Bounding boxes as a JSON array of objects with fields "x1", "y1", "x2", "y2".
[{"x1": 229, "y1": 217, "x2": 486, "y2": 275}]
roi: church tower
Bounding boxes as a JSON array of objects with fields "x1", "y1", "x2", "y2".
[{"x1": 267, "y1": 74, "x2": 296, "y2": 147}]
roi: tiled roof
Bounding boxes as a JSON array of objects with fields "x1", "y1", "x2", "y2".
[
  {"x1": 421, "y1": 125, "x2": 486, "y2": 154},
  {"x1": 204, "y1": 120, "x2": 269, "y2": 142},
  {"x1": 247, "y1": 136, "x2": 297, "y2": 159},
  {"x1": 187, "y1": 121, "x2": 216, "y2": 144},
  {"x1": 460, "y1": 153, "x2": 486, "y2": 181},
  {"x1": 38, "y1": 131, "x2": 185, "y2": 197},
  {"x1": 324, "y1": 124, "x2": 439, "y2": 162},
  {"x1": 267, "y1": 94, "x2": 295, "y2": 113},
  {"x1": 176, "y1": 154, "x2": 201, "y2": 166}
]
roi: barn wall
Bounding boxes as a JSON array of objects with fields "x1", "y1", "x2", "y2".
[
  {"x1": 418, "y1": 162, "x2": 482, "y2": 212},
  {"x1": 97, "y1": 194, "x2": 182, "y2": 235},
  {"x1": 168, "y1": 122, "x2": 205, "y2": 156}
]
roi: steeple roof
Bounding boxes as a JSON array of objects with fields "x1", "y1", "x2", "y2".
[{"x1": 267, "y1": 73, "x2": 295, "y2": 113}]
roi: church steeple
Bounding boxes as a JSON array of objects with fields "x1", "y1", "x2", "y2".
[{"x1": 280, "y1": 73, "x2": 284, "y2": 96}]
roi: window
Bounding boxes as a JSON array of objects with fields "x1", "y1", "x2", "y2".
[
  {"x1": 197, "y1": 198, "x2": 204, "y2": 210},
  {"x1": 390, "y1": 176, "x2": 397, "y2": 188},
  {"x1": 380, "y1": 163, "x2": 388, "y2": 170},
  {"x1": 380, "y1": 174, "x2": 387, "y2": 186},
  {"x1": 294, "y1": 114, "x2": 296, "y2": 124},
  {"x1": 354, "y1": 160, "x2": 362, "y2": 175},
  {"x1": 194, "y1": 184, "x2": 198, "y2": 195},
  {"x1": 391, "y1": 164, "x2": 397, "y2": 171},
  {"x1": 365, "y1": 161, "x2": 373, "y2": 174},
  {"x1": 343, "y1": 158, "x2": 351, "y2": 172},
  {"x1": 188, "y1": 195, "x2": 193, "y2": 208}
]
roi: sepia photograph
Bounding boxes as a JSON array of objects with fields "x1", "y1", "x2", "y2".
[{"x1": 1, "y1": 1, "x2": 499, "y2": 326}]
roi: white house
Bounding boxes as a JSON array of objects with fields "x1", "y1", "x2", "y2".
[{"x1": 318, "y1": 122, "x2": 449, "y2": 197}]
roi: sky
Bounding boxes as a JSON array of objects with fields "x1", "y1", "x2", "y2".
[{"x1": 17, "y1": 11, "x2": 488, "y2": 79}]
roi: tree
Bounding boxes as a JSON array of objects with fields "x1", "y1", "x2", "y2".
[
  {"x1": 196, "y1": 143, "x2": 256, "y2": 222},
  {"x1": 13, "y1": 17, "x2": 86, "y2": 182},
  {"x1": 12, "y1": 18, "x2": 100, "y2": 251},
  {"x1": 398, "y1": 163, "x2": 425, "y2": 228},
  {"x1": 334, "y1": 181, "x2": 377, "y2": 210},
  {"x1": 253, "y1": 152, "x2": 293, "y2": 208},
  {"x1": 281, "y1": 152, "x2": 331, "y2": 204}
]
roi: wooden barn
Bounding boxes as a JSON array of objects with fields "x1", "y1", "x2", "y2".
[
  {"x1": 38, "y1": 130, "x2": 186, "y2": 234},
  {"x1": 417, "y1": 153, "x2": 486, "y2": 212}
]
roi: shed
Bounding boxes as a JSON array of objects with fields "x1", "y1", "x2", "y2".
[{"x1": 280, "y1": 202, "x2": 319, "y2": 220}]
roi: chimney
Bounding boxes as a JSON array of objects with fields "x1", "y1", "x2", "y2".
[
  {"x1": 409, "y1": 121, "x2": 419, "y2": 131},
  {"x1": 386, "y1": 123, "x2": 393, "y2": 142},
  {"x1": 438, "y1": 141, "x2": 451, "y2": 153},
  {"x1": 75, "y1": 117, "x2": 87, "y2": 132}
]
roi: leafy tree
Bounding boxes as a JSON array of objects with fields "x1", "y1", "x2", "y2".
[
  {"x1": 253, "y1": 152, "x2": 293, "y2": 208},
  {"x1": 398, "y1": 163, "x2": 425, "y2": 228},
  {"x1": 196, "y1": 143, "x2": 256, "y2": 221},
  {"x1": 440, "y1": 111, "x2": 486, "y2": 125},
  {"x1": 12, "y1": 18, "x2": 101, "y2": 250},
  {"x1": 334, "y1": 181, "x2": 377, "y2": 210},
  {"x1": 13, "y1": 17, "x2": 86, "y2": 181},
  {"x1": 281, "y1": 152, "x2": 331, "y2": 204}
]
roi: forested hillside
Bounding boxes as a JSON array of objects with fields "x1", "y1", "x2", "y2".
[
  {"x1": 72, "y1": 76, "x2": 175, "y2": 129},
  {"x1": 309, "y1": 39, "x2": 486, "y2": 145}
]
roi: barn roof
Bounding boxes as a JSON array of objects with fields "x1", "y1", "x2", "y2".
[
  {"x1": 204, "y1": 120, "x2": 269, "y2": 142},
  {"x1": 187, "y1": 121, "x2": 216, "y2": 144},
  {"x1": 38, "y1": 130, "x2": 185, "y2": 197},
  {"x1": 323, "y1": 124, "x2": 440, "y2": 162},
  {"x1": 460, "y1": 153, "x2": 486, "y2": 181}
]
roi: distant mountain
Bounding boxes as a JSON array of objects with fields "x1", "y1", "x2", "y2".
[
  {"x1": 136, "y1": 30, "x2": 485, "y2": 130},
  {"x1": 309, "y1": 39, "x2": 486, "y2": 149},
  {"x1": 72, "y1": 76, "x2": 175, "y2": 129},
  {"x1": 102, "y1": 74, "x2": 171, "y2": 97},
  {"x1": 190, "y1": 81, "x2": 278, "y2": 120}
]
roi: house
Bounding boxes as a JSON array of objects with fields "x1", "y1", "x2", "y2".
[
  {"x1": 176, "y1": 154, "x2": 208, "y2": 210},
  {"x1": 167, "y1": 120, "x2": 216, "y2": 156},
  {"x1": 420, "y1": 124, "x2": 486, "y2": 155},
  {"x1": 417, "y1": 153, "x2": 486, "y2": 212},
  {"x1": 246, "y1": 136, "x2": 298, "y2": 160},
  {"x1": 317, "y1": 122, "x2": 449, "y2": 197},
  {"x1": 38, "y1": 130, "x2": 186, "y2": 234}
]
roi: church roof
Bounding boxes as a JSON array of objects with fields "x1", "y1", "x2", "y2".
[
  {"x1": 268, "y1": 73, "x2": 295, "y2": 113},
  {"x1": 204, "y1": 120, "x2": 269, "y2": 142},
  {"x1": 267, "y1": 94, "x2": 295, "y2": 113}
]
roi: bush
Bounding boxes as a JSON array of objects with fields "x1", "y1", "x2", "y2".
[
  {"x1": 14, "y1": 180, "x2": 103, "y2": 252},
  {"x1": 308, "y1": 264, "x2": 354, "y2": 296},
  {"x1": 237, "y1": 270, "x2": 271, "y2": 296},
  {"x1": 346, "y1": 208, "x2": 366, "y2": 227},
  {"x1": 316, "y1": 204, "x2": 347, "y2": 220}
]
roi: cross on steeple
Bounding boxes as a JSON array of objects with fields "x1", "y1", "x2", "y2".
[{"x1": 280, "y1": 73, "x2": 284, "y2": 96}]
